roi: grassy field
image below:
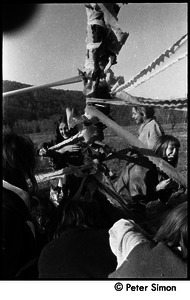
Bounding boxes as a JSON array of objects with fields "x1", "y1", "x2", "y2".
[{"x1": 30, "y1": 123, "x2": 187, "y2": 181}]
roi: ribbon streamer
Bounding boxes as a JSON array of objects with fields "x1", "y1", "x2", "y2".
[
  {"x1": 85, "y1": 105, "x2": 187, "y2": 189},
  {"x1": 112, "y1": 34, "x2": 187, "y2": 94},
  {"x1": 86, "y1": 93, "x2": 187, "y2": 111},
  {"x1": 3, "y1": 75, "x2": 82, "y2": 97}
]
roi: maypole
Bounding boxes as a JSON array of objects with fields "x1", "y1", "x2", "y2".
[
  {"x1": 3, "y1": 3, "x2": 187, "y2": 190},
  {"x1": 79, "y1": 3, "x2": 187, "y2": 189}
]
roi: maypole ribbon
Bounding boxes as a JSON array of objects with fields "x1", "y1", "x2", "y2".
[
  {"x1": 3, "y1": 75, "x2": 82, "y2": 97},
  {"x1": 86, "y1": 93, "x2": 187, "y2": 111},
  {"x1": 35, "y1": 163, "x2": 94, "y2": 183},
  {"x1": 116, "y1": 92, "x2": 187, "y2": 111},
  {"x1": 85, "y1": 105, "x2": 187, "y2": 189},
  {"x1": 112, "y1": 34, "x2": 187, "y2": 94}
]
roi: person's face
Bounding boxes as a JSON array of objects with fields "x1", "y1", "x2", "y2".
[
  {"x1": 165, "y1": 141, "x2": 179, "y2": 164},
  {"x1": 59, "y1": 122, "x2": 70, "y2": 139},
  {"x1": 132, "y1": 107, "x2": 143, "y2": 124}
]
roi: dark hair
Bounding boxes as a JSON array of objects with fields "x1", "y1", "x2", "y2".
[
  {"x1": 133, "y1": 106, "x2": 155, "y2": 119},
  {"x1": 55, "y1": 113, "x2": 79, "y2": 143},
  {"x1": 154, "y1": 201, "x2": 187, "y2": 259},
  {"x1": 3, "y1": 133, "x2": 37, "y2": 193},
  {"x1": 55, "y1": 114, "x2": 69, "y2": 143},
  {"x1": 52, "y1": 200, "x2": 102, "y2": 238},
  {"x1": 153, "y1": 134, "x2": 180, "y2": 167}
]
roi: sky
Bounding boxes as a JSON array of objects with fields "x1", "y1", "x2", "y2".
[{"x1": 2, "y1": 3, "x2": 187, "y2": 99}]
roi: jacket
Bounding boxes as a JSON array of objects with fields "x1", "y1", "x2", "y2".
[
  {"x1": 115, "y1": 158, "x2": 174, "y2": 210},
  {"x1": 37, "y1": 138, "x2": 84, "y2": 170},
  {"x1": 38, "y1": 227, "x2": 117, "y2": 279},
  {"x1": 109, "y1": 242, "x2": 187, "y2": 278}
]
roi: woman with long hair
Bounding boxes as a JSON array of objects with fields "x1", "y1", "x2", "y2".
[
  {"x1": 37, "y1": 110, "x2": 84, "y2": 205},
  {"x1": 37, "y1": 112, "x2": 82, "y2": 170},
  {"x1": 153, "y1": 134, "x2": 180, "y2": 168},
  {"x1": 114, "y1": 134, "x2": 182, "y2": 224}
]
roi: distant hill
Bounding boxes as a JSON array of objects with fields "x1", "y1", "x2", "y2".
[
  {"x1": 3, "y1": 80, "x2": 86, "y2": 127},
  {"x1": 3, "y1": 80, "x2": 187, "y2": 131}
]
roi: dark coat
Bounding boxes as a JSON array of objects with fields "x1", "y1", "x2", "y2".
[
  {"x1": 114, "y1": 159, "x2": 174, "y2": 222},
  {"x1": 37, "y1": 137, "x2": 84, "y2": 170},
  {"x1": 2, "y1": 188, "x2": 39, "y2": 279},
  {"x1": 38, "y1": 227, "x2": 117, "y2": 279},
  {"x1": 108, "y1": 241, "x2": 187, "y2": 279}
]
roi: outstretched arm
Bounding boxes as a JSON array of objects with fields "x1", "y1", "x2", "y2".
[{"x1": 109, "y1": 218, "x2": 148, "y2": 269}]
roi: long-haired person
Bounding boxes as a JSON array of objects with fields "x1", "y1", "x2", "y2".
[
  {"x1": 114, "y1": 134, "x2": 182, "y2": 223},
  {"x1": 37, "y1": 110, "x2": 84, "y2": 205},
  {"x1": 2, "y1": 133, "x2": 39, "y2": 279},
  {"x1": 37, "y1": 112, "x2": 83, "y2": 170}
]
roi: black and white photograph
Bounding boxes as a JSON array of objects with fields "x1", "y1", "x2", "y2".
[{"x1": 2, "y1": 3, "x2": 188, "y2": 298}]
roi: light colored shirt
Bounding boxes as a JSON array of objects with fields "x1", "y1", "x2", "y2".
[
  {"x1": 138, "y1": 118, "x2": 165, "y2": 149},
  {"x1": 109, "y1": 219, "x2": 148, "y2": 268}
]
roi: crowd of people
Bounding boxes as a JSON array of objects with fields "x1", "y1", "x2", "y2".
[{"x1": 2, "y1": 105, "x2": 188, "y2": 279}]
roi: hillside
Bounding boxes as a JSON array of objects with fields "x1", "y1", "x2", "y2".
[
  {"x1": 3, "y1": 80, "x2": 187, "y2": 133},
  {"x1": 3, "y1": 80, "x2": 86, "y2": 126}
]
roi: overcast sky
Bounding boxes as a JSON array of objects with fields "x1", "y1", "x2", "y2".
[{"x1": 3, "y1": 3, "x2": 187, "y2": 99}]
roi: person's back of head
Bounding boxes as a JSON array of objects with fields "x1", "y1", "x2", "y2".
[
  {"x1": 141, "y1": 106, "x2": 155, "y2": 119},
  {"x1": 133, "y1": 106, "x2": 155, "y2": 119},
  {"x1": 52, "y1": 200, "x2": 104, "y2": 237},
  {"x1": 3, "y1": 132, "x2": 37, "y2": 192},
  {"x1": 154, "y1": 201, "x2": 187, "y2": 259}
]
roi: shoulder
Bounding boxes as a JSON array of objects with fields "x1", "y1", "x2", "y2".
[
  {"x1": 109, "y1": 241, "x2": 187, "y2": 278},
  {"x1": 109, "y1": 219, "x2": 149, "y2": 267},
  {"x1": 145, "y1": 118, "x2": 159, "y2": 128},
  {"x1": 149, "y1": 119, "x2": 164, "y2": 131}
]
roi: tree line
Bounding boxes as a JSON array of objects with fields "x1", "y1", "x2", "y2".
[{"x1": 3, "y1": 80, "x2": 187, "y2": 134}]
